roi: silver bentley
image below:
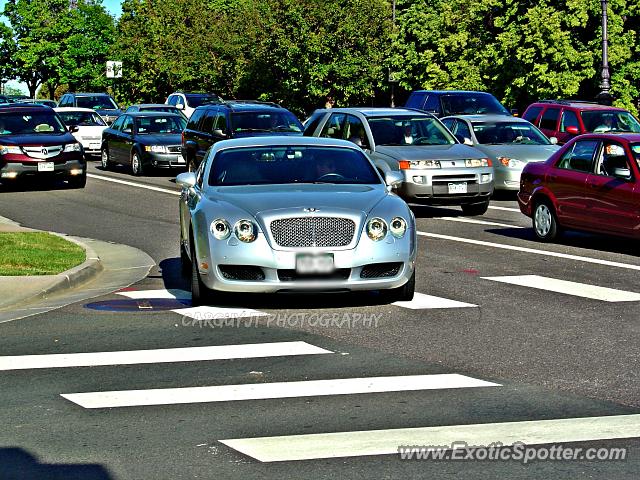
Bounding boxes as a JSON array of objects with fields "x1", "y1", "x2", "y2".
[{"x1": 176, "y1": 136, "x2": 417, "y2": 305}]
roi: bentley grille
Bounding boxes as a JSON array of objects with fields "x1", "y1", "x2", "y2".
[{"x1": 270, "y1": 217, "x2": 356, "y2": 248}]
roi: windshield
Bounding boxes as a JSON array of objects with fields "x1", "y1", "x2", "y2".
[
  {"x1": 185, "y1": 94, "x2": 220, "y2": 108},
  {"x1": 230, "y1": 111, "x2": 303, "y2": 133},
  {"x1": 441, "y1": 94, "x2": 509, "y2": 116},
  {"x1": 0, "y1": 112, "x2": 67, "y2": 135},
  {"x1": 135, "y1": 115, "x2": 186, "y2": 134},
  {"x1": 368, "y1": 116, "x2": 456, "y2": 146},
  {"x1": 581, "y1": 110, "x2": 640, "y2": 133},
  {"x1": 209, "y1": 146, "x2": 381, "y2": 186},
  {"x1": 76, "y1": 95, "x2": 119, "y2": 110},
  {"x1": 472, "y1": 121, "x2": 550, "y2": 145},
  {"x1": 58, "y1": 111, "x2": 106, "y2": 127}
]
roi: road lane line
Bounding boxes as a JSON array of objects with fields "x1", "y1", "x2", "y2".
[
  {"x1": 116, "y1": 289, "x2": 191, "y2": 300},
  {"x1": 87, "y1": 173, "x2": 180, "y2": 196},
  {"x1": 434, "y1": 217, "x2": 524, "y2": 229},
  {"x1": 174, "y1": 305, "x2": 270, "y2": 319},
  {"x1": 482, "y1": 275, "x2": 640, "y2": 302},
  {"x1": 220, "y1": 414, "x2": 640, "y2": 462},
  {"x1": 418, "y1": 231, "x2": 640, "y2": 272},
  {"x1": 488, "y1": 205, "x2": 521, "y2": 212},
  {"x1": 60, "y1": 374, "x2": 500, "y2": 408},
  {"x1": 394, "y1": 293, "x2": 476, "y2": 309},
  {"x1": 0, "y1": 342, "x2": 330, "y2": 371}
]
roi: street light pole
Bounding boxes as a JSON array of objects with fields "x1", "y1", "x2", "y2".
[
  {"x1": 597, "y1": 0, "x2": 613, "y2": 105},
  {"x1": 390, "y1": 0, "x2": 397, "y2": 107}
]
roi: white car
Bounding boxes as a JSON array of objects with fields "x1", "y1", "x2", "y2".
[
  {"x1": 165, "y1": 92, "x2": 221, "y2": 119},
  {"x1": 55, "y1": 107, "x2": 108, "y2": 157}
]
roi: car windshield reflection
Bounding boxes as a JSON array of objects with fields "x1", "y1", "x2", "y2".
[
  {"x1": 472, "y1": 122, "x2": 550, "y2": 145},
  {"x1": 368, "y1": 116, "x2": 456, "y2": 146}
]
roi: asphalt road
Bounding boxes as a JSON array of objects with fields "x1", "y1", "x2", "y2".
[{"x1": 0, "y1": 160, "x2": 638, "y2": 479}]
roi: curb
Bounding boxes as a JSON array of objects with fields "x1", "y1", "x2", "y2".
[{"x1": 0, "y1": 230, "x2": 104, "y2": 312}]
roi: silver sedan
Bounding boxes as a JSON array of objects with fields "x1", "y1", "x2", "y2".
[{"x1": 177, "y1": 137, "x2": 417, "y2": 305}]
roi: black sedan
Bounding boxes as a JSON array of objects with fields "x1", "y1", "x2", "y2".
[
  {"x1": 100, "y1": 112, "x2": 187, "y2": 175},
  {"x1": 125, "y1": 103, "x2": 187, "y2": 120}
]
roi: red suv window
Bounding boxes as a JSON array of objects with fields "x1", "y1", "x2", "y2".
[{"x1": 540, "y1": 108, "x2": 560, "y2": 130}]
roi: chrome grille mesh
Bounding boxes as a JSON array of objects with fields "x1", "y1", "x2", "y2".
[{"x1": 270, "y1": 217, "x2": 355, "y2": 248}]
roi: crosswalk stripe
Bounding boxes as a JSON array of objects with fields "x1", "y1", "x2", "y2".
[
  {"x1": 434, "y1": 217, "x2": 524, "y2": 229},
  {"x1": 0, "y1": 341, "x2": 331, "y2": 371},
  {"x1": 219, "y1": 414, "x2": 640, "y2": 462},
  {"x1": 482, "y1": 275, "x2": 640, "y2": 302},
  {"x1": 60, "y1": 374, "x2": 499, "y2": 409},
  {"x1": 394, "y1": 293, "x2": 476, "y2": 309},
  {"x1": 116, "y1": 289, "x2": 191, "y2": 300}
]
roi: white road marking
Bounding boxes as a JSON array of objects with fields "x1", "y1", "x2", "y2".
[
  {"x1": 0, "y1": 342, "x2": 331, "y2": 371},
  {"x1": 488, "y1": 205, "x2": 521, "y2": 212},
  {"x1": 60, "y1": 374, "x2": 499, "y2": 409},
  {"x1": 220, "y1": 414, "x2": 640, "y2": 462},
  {"x1": 418, "y1": 232, "x2": 640, "y2": 272},
  {"x1": 87, "y1": 173, "x2": 181, "y2": 196},
  {"x1": 174, "y1": 305, "x2": 270, "y2": 320},
  {"x1": 394, "y1": 293, "x2": 476, "y2": 309},
  {"x1": 116, "y1": 288, "x2": 191, "y2": 300},
  {"x1": 434, "y1": 217, "x2": 524, "y2": 229},
  {"x1": 482, "y1": 275, "x2": 640, "y2": 302}
]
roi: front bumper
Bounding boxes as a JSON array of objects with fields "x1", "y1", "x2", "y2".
[
  {"x1": 1, "y1": 156, "x2": 85, "y2": 180},
  {"x1": 144, "y1": 152, "x2": 187, "y2": 169},
  {"x1": 195, "y1": 231, "x2": 417, "y2": 293},
  {"x1": 494, "y1": 167, "x2": 523, "y2": 191},
  {"x1": 79, "y1": 140, "x2": 102, "y2": 157},
  {"x1": 397, "y1": 167, "x2": 494, "y2": 205}
]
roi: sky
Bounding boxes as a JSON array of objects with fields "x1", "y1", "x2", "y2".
[{"x1": 1, "y1": 0, "x2": 122, "y2": 93}]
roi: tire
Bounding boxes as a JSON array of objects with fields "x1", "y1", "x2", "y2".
[
  {"x1": 532, "y1": 200, "x2": 559, "y2": 242},
  {"x1": 131, "y1": 152, "x2": 145, "y2": 176},
  {"x1": 180, "y1": 240, "x2": 191, "y2": 277},
  {"x1": 461, "y1": 201, "x2": 489, "y2": 216},
  {"x1": 101, "y1": 148, "x2": 112, "y2": 169},
  {"x1": 67, "y1": 173, "x2": 87, "y2": 189},
  {"x1": 384, "y1": 269, "x2": 415, "y2": 303},
  {"x1": 190, "y1": 247, "x2": 210, "y2": 306}
]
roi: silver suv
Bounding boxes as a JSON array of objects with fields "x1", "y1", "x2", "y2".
[{"x1": 304, "y1": 108, "x2": 494, "y2": 215}]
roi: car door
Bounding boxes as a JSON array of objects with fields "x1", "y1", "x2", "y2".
[
  {"x1": 584, "y1": 140, "x2": 639, "y2": 235},
  {"x1": 547, "y1": 139, "x2": 598, "y2": 227},
  {"x1": 180, "y1": 153, "x2": 208, "y2": 254},
  {"x1": 102, "y1": 115, "x2": 125, "y2": 163},
  {"x1": 195, "y1": 108, "x2": 216, "y2": 165},
  {"x1": 112, "y1": 115, "x2": 134, "y2": 164},
  {"x1": 538, "y1": 107, "x2": 561, "y2": 140}
]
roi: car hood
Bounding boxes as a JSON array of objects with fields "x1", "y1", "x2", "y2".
[
  {"x1": 75, "y1": 126, "x2": 106, "y2": 137},
  {"x1": 475, "y1": 144, "x2": 560, "y2": 162},
  {"x1": 206, "y1": 184, "x2": 386, "y2": 218},
  {"x1": 137, "y1": 133, "x2": 182, "y2": 145},
  {"x1": 375, "y1": 143, "x2": 485, "y2": 160},
  {"x1": 0, "y1": 132, "x2": 77, "y2": 146}
]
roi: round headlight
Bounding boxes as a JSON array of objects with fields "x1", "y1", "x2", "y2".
[
  {"x1": 210, "y1": 219, "x2": 231, "y2": 240},
  {"x1": 367, "y1": 217, "x2": 387, "y2": 241},
  {"x1": 390, "y1": 217, "x2": 407, "y2": 238},
  {"x1": 234, "y1": 219, "x2": 257, "y2": 243}
]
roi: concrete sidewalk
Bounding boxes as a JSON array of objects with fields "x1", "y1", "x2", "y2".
[{"x1": 0, "y1": 216, "x2": 155, "y2": 322}]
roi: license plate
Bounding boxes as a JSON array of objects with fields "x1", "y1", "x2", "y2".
[
  {"x1": 37, "y1": 162, "x2": 54, "y2": 172},
  {"x1": 174, "y1": 157, "x2": 185, "y2": 164},
  {"x1": 89, "y1": 143, "x2": 100, "y2": 150},
  {"x1": 448, "y1": 182, "x2": 467, "y2": 194},
  {"x1": 296, "y1": 254, "x2": 334, "y2": 274}
]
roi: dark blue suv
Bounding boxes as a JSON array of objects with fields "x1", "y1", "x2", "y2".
[{"x1": 405, "y1": 90, "x2": 511, "y2": 117}]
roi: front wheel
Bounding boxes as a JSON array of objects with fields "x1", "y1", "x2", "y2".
[
  {"x1": 383, "y1": 269, "x2": 415, "y2": 303},
  {"x1": 532, "y1": 201, "x2": 559, "y2": 242},
  {"x1": 461, "y1": 201, "x2": 489, "y2": 216},
  {"x1": 101, "y1": 148, "x2": 112, "y2": 169},
  {"x1": 131, "y1": 152, "x2": 145, "y2": 176},
  {"x1": 67, "y1": 173, "x2": 87, "y2": 189},
  {"x1": 190, "y1": 248, "x2": 211, "y2": 306}
]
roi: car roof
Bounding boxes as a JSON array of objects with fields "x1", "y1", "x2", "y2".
[
  {"x1": 530, "y1": 101, "x2": 629, "y2": 112},
  {"x1": 132, "y1": 103, "x2": 177, "y2": 108},
  {"x1": 125, "y1": 111, "x2": 183, "y2": 118},
  {"x1": 318, "y1": 107, "x2": 430, "y2": 117},
  {"x1": 212, "y1": 135, "x2": 363, "y2": 150},
  {"x1": 574, "y1": 133, "x2": 640, "y2": 142},
  {"x1": 196, "y1": 101, "x2": 286, "y2": 112},
  {"x1": 445, "y1": 114, "x2": 530, "y2": 123},
  {"x1": 68, "y1": 92, "x2": 112, "y2": 96},
  {"x1": 54, "y1": 107, "x2": 98, "y2": 113},
  {"x1": 411, "y1": 90, "x2": 493, "y2": 95},
  {"x1": 0, "y1": 104, "x2": 52, "y2": 113}
]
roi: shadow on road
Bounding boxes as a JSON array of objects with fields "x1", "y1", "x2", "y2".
[{"x1": 0, "y1": 447, "x2": 113, "y2": 480}]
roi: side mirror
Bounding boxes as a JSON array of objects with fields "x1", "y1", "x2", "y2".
[
  {"x1": 384, "y1": 170, "x2": 404, "y2": 189},
  {"x1": 549, "y1": 137, "x2": 558, "y2": 145},
  {"x1": 565, "y1": 126, "x2": 580, "y2": 135},
  {"x1": 176, "y1": 172, "x2": 197, "y2": 189},
  {"x1": 69, "y1": 125, "x2": 79, "y2": 133},
  {"x1": 176, "y1": 103, "x2": 185, "y2": 110},
  {"x1": 613, "y1": 167, "x2": 631, "y2": 180},
  {"x1": 213, "y1": 128, "x2": 225, "y2": 137}
]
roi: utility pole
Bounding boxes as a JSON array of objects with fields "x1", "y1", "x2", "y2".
[{"x1": 596, "y1": 0, "x2": 613, "y2": 105}]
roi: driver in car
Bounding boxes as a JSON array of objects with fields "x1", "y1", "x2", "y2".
[{"x1": 316, "y1": 156, "x2": 338, "y2": 178}]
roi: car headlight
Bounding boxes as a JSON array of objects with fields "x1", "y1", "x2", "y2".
[
  {"x1": 0, "y1": 145, "x2": 21, "y2": 155},
  {"x1": 390, "y1": 217, "x2": 407, "y2": 238},
  {"x1": 399, "y1": 160, "x2": 441, "y2": 169},
  {"x1": 465, "y1": 158, "x2": 492, "y2": 167},
  {"x1": 498, "y1": 157, "x2": 525, "y2": 169},
  {"x1": 367, "y1": 217, "x2": 387, "y2": 241},
  {"x1": 145, "y1": 145, "x2": 168, "y2": 153},
  {"x1": 210, "y1": 219, "x2": 231, "y2": 240},
  {"x1": 64, "y1": 143, "x2": 82, "y2": 152},
  {"x1": 234, "y1": 219, "x2": 257, "y2": 243}
]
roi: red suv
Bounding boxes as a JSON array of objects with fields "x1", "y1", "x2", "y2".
[
  {"x1": 522, "y1": 100, "x2": 640, "y2": 145},
  {"x1": 0, "y1": 104, "x2": 86, "y2": 187}
]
